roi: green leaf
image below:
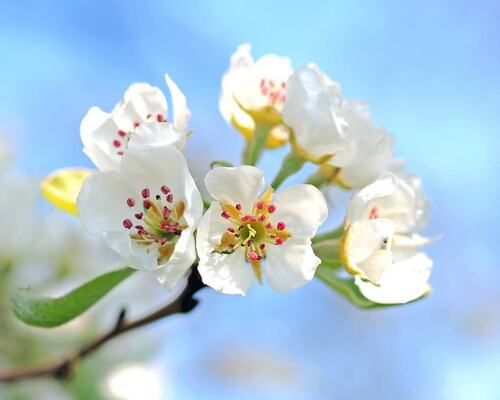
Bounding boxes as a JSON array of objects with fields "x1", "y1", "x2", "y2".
[
  {"x1": 12, "y1": 267, "x2": 136, "y2": 328},
  {"x1": 210, "y1": 160, "x2": 234, "y2": 169}
]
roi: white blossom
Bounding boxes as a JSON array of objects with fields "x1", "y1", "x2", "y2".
[
  {"x1": 342, "y1": 172, "x2": 433, "y2": 304},
  {"x1": 219, "y1": 43, "x2": 293, "y2": 147},
  {"x1": 196, "y1": 166, "x2": 328, "y2": 295},
  {"x1": 77, "y1": 145, "x2": 203, "y2": 290},
  {"x1": 81, "y1": 74, "x2": 191, "y2": 171}
]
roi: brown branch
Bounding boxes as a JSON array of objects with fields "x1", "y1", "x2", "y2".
[{"x1": 0, "y1": 268, "x2": 206, "y2": 383}]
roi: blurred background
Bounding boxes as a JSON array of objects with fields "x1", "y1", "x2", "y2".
[{"x1": 0, "y1": 0, "x2": 499, "y2": 399}]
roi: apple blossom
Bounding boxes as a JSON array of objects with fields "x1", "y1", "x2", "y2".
[
  {"x1": 196, "y1": 166, "x2": 328, "y2": 295},
  {"x1": 81, "y1": 74, "x2": 191, "y2": 171},
  {"x1": 341, "y1": 172, "x2": 433, "y2": 304},
  {"x1": 77, "y1": 145, "x2": 203, "y2": 289},
  {"x1": 219, "y1": 43, "x2": 293, "y2": 149}
]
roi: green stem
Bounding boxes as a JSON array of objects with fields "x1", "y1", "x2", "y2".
[
  {"x1": 271, "y1": 152, "x2": 305, "y2": 189},
  {"x1": 305, "y1": 169, "x2": 327, "y2": 189},
  {"x1": 242, "y1": 125, "x2": 269, "y2": 166},
  {"x1": 312, "y1": 225, "x2": 344, "y2": 244}
]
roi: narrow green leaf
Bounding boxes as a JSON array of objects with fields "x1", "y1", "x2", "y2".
[{"x1": 12, "y1": 267, "x2": 136, "y2": 328}]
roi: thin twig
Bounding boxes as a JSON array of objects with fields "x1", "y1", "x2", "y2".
[{"x1": 0, "y1": 268, "x2": 205, "y2": 383}]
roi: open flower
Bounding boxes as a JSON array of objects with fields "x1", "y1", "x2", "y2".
[
  {"x1": 196, "y1": 166, "x2": 328, "y2": 295},
  {"x1": 219, "y1": 43, "x2": 293, "y2": 148},
  {"x1": 341, "y1": 173, "x2": 433, "y2": 304},
  {"x1": 77, "y1": 145, "x2": 203, "y2": 289},
  {"x1": 81, "y1": 74, "x2": 191, "y2": 171}
]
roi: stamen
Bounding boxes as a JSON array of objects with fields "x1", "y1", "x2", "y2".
[
  {"x1": 235, "y1": 203, "x2": 242, "y2": 211},
  {"x1": 248, "y1": 251, "x2": 260, "y2": 261},
  {"x1": 126, "y1": 198, "x2": 135, "y2": 207},
  {"x1": 277, "y1": 222, "x2": 286, "y2": 231},
  {"x1": 143, "y1": 200, "x2": 152, "y2": 209},
  {"x1": 161, "y1": 185, "x2": 170, "y2": 194},
  {"x1": 166, "y1": 193, "x2": 173, "y2": 203},
  {"x1": 221, "y1": 211, "x2": 230, "y2": 219},
  {"x1": 135, "y1": 212, "x2": 143, "y2": 219},
  {"x1": 256, "y1": 201, "x2": 264, "y2": 210},
  {"x1": 133, "y1": 121, "x2": 140, "y2": 128},
  {"x1": 122, "y1": 219, "x2": 133, "y2": 229},
  {"x1": 268, "y1": 205, "x2": 276, "y2": 213},
  {"x1": 142, "y1": 188, "x2": 150, "y2": 198},
  {"x1": 275, "y1": 237, "x2": 284, "y2": 245},
  {"x1": 113, "y1": 140, "x2": 121, "y2": 148}
]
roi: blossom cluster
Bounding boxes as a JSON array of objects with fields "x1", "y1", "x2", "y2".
[{"x1": 44, "y1": 44, "x2": 435, "y2": 305}]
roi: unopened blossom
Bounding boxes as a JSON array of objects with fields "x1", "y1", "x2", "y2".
[
  {"x1": 219, "y1": 43, "x2": 293, "y2": 147},
  {"x1": 196, "y1": 166, "x2": 328, "y2": 295},
  {"x1": 341, "y1": 173, "x2": 433, "y2": 304},
  {"x1": 77, "y1": 145, "x2": 203, "y2": 289},
  {"x1": 81, "y1": 74, "x2": 191, "y2": 171}
]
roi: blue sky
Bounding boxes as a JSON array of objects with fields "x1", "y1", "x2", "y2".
[{"x1": 0, "y1": 1, "x2": 499, "y2": 399}]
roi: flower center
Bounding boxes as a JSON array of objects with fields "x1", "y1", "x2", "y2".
[
  {"x1": 215, "y1": 187, "x2": 291, "y2": 283},
  {"x1": 259, "y1": 79, "x2": 287, "y2": 107},
  {"x1": 122, "y1": 184, "x2": 185, "y2": 265},
  {"x1": 112, "y1": 114, "x2": 167, "y2": 156}
]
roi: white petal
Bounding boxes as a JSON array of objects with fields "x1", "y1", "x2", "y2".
[
  {"x1": 165, "y1": 74, "x2": 191, "y2": 131},
  {"x1": 77, "y1": 171, "x2": 135, "y2": 235},
  {"x1": 204, "y1": 166, "x2": 264, "y2": 212},
  {"x1": 198, "y1": 248, "x2": 254, "y2": 295},
  {"x1": 128, "y1": 122, "x2": 186, "y2": 151},
  {"x1": 355, "y1": 252, "x2": 433, "y2": 304},
  {"x1": 120, "y1": 145, "x2": 203, "y2": 228},
  {"x1": 271, "y1": 184, "x2": 328, "y2": 239},
  {"x1": 117, "y1": 83, "x2": 168, "y2": 122},
  {"x1": 155, "y1": 229, "x2": 196, "y2": 290},
  {"x1": 345, "y1": 174, "x2": 397, "y2": 225},
  {"x1": 103, "y1": 231, "x2": 154, "y2": 270},
  {"x1": 196, "y1": 205, "x2": 254, "y2": 295},
  {"x1": 265, "y1": 237, "x2": 320, "y2": 293},
  {"x1": 343, "y1": 219, "x2": 395, "y2": 283},
  {"x1": 80, "y1": 107, "x2": 122, "y2": 171},
  {"x1": 283, "y1": 66, "x2": 346, "y2": 159}
]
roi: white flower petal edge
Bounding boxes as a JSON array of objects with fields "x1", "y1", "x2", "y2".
[
  {"x1": 81, "y1": 75, "x2": 191, "y2": 172},
  {"x1": 342, "y1": 172, "x2": 434, "y2": 304},
  {"x1": 283, "y1": 65, "x2": 347, "y2": 160},
  {"x1": 204, "y1": 166, "x2": 265, "y2": 212},
  {"x1": 77, "y1": 145, "x2": 203, "y2": 290},
  {"x1": 197, "y1": 165, "x2": 328, "y2": 295},
  {"x1": 355, "y1": 252, "x2": 433, "y2": 304}
]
